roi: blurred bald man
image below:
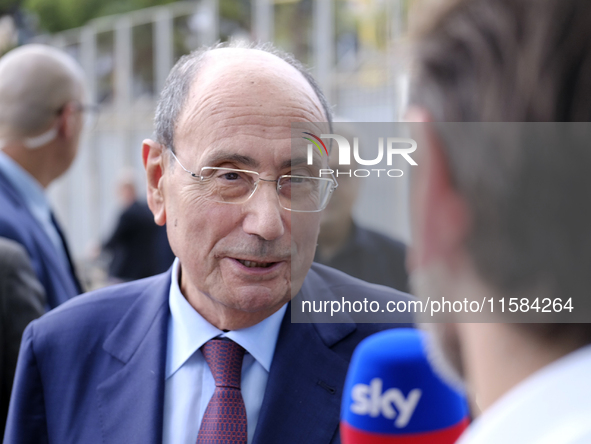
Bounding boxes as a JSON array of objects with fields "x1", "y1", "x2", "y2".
[{"x1": 0, "y1": 44, "x2": 86, "y2": 309}]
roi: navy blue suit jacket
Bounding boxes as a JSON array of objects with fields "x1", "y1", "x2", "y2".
[
  {"x1": 0, "y1": 170, "x2": 80, "y2": 309},
  {"x1": 4, "y1": 263, "x2": 414, "y2": 444}
]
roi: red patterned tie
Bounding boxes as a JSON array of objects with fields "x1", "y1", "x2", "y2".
[{"x1": 196, "y1": 338, "x2": 248, "y2": 444}]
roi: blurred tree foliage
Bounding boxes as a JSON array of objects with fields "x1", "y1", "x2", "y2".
[{"x1": 23, "y1": 0, "x2": 178, "y2": 32}]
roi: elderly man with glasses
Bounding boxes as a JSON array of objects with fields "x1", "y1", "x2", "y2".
[{"x1": 5, "y1": 43, "x2": 413, "y2": 444}]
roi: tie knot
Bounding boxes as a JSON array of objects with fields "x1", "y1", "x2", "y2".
[{"x1": 201, "y1": 338, "x2": 245, "y2": 389}]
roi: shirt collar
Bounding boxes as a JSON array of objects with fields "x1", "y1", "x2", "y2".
[
  {"x1": 0, "y1": 150, "x2": 51, "y2": 218},
  {"x1": 457, "y1": 344, "x2": 591, "y2": 444},
  {"x1": 166, "y1": 258, "x2": 287, "y2": 379}
]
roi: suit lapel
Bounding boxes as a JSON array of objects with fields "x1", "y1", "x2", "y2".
[
  {"x1": 28, "y1": 219, "x2": 79, "y2": 305},
  {"x1": 97, "y1": 272, "x2": 171, "y2": 444},
  {"x1": 253, "y1": 303, "x2": 356, "y2": 444},
  {"x1": 49, "y1": 212, "x2": 83, "y2": 293}
]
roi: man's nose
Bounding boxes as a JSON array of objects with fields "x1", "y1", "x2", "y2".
[{"x1": 241, "y1": 180, "x2": 285, "y2": 241}]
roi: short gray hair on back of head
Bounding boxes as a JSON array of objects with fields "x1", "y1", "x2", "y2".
[{"x1": 154, "y1": 41, "x2": 333, "y2": 152}]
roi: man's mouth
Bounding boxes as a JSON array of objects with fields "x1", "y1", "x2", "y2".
[{"x1": 236, "y1": 259, "x2": 277, "y2": 268}]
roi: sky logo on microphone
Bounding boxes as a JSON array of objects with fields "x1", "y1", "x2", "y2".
[
  {"x1": 341, "y1": 329, "x2": 469, "y2": 443},
  {"x1": 350, "y1": 379, "x2": 421, "y2": 428}
]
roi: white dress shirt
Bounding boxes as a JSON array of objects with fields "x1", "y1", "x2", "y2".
[
  {"x1": 457, "y1": 344, "x2": 591, "y2": 444},
  {"x1": 163, "y1": 258, "x2": 287, "y2": 444},
  {"x1": 0, "y1": 150, "x2": 70, "y2": 269}
]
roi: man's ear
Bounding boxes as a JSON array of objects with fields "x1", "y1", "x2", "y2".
[
  {"x1": 58, "y1": 101, "x2": 79, "y2": 139},
  {"x1": 142, "y1": 139, "x2": 167, "y2": 226},
  {"x1": 407, "y1": 109, "x2": 471, "y2": 272}
]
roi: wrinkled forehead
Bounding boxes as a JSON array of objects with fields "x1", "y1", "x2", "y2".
[{"x1": 174, "y1": 49, "x2": 327, "y2": 165}]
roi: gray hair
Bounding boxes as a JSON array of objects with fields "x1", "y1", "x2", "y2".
[
  {"x1": 154, "y1": 41, "x2": 333, "y2": 152},
  {"x1": 0, "y1": 44, "x2": 85, "y2": 139}
]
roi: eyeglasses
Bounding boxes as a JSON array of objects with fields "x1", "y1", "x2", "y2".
[
  {"x1": 169, "y1": 149, "x2": 338, "y2": 213},
  {"x1": 55, "y1": 103, "x2": 100, "y2": 114},
  {"x1": 55, "y1": 102, "x2": 100, "y2": 131}
]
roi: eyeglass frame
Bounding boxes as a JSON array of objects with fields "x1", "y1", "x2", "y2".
[
  {"x1": 55, "y1": 102, "x2": 100, "y2": 115},
  {"x1": 55, "y1": 101, "x2": 100, "y2": 131},
  {"x1": 167, "y1": 147, "x2": 338, "y2": 213}
]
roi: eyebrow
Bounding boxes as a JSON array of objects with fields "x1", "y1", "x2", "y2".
[{"x1": 205, "y1": 152, "x2": 260, "y2": 169}]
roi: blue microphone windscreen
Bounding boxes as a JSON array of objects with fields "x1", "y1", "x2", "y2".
[{"x1": 341, "y1": 328, "x2": 469, "y2": 442}]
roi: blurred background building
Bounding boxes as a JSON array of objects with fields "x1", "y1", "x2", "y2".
[{"x1": 0, "y1": 0, "x2": 412, "y2": 287}]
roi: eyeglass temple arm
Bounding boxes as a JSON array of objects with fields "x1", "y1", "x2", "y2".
[{"x1": 169, "y1": 149, "x2": 199, "y2": 177}]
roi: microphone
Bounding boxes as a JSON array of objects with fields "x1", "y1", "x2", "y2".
[{"x1": 341, "y1": 328, "x2": 469, "y2": 443}]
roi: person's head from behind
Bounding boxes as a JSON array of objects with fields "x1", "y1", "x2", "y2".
[
  {"x1": 0, "y1": 44, "x2": 86, "y2": 187},
  {"x1": 142, "y1": 42, "x2": 333, "y2": 331},
  {"x1": 407, "y1": 0, "x2": 591, "y2": 406},
  {"x1": 116, "y1": 170, "x2": 138, "y2": 208}
]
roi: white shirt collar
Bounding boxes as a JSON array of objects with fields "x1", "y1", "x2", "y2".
[
  {"x1": 457, "y1": 344, "x2": 591, "y2": 444},
  {"x1": 166, "y1": 258, "x2": 287, "y2": 379}
]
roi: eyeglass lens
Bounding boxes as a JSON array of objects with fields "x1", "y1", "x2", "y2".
[{"x1": 199, "y1": 168, "x2": 333, "y2": 212}]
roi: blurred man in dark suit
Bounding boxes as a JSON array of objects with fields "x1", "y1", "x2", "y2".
[
  {"x1": 0, "y1": 237, "x2": 45, "y2": 437},
  {"x1": 104, "y1": 173, "x2": 174, "y2": 282},
  {"x1": 315, "y1": 132, "x2": 408, "y2": 292},
  {"x1": 407, "y1": 0, "x2": 591, "y2": 442},
  {"x1": 0, "y1": 44, "x2": 85, "y2": 309}
]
